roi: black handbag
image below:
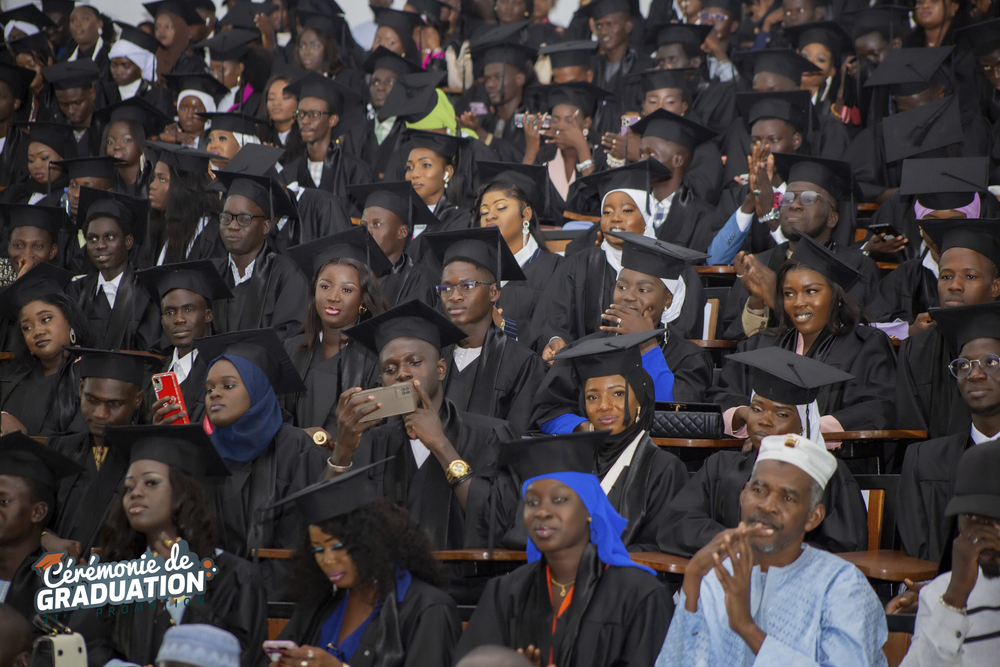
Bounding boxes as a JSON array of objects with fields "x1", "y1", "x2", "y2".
[{"x1": 650, "y1": 401, "x2": 724, "y2": 439}]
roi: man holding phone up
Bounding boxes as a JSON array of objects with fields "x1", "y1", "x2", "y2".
[{"x1": 324, "y1": 300, "x2": 518, "y2": 551}]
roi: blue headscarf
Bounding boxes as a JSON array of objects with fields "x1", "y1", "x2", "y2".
[
  {"x1": 521, "y1": 472, "x2": 654, "y2": 576},
  {"x1": 207, "y1": 354, "x2": 284, "y2": 465}
]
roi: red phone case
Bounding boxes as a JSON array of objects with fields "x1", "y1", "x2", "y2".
[{"x1": 153, "y1": 372, "x2": 190, "y2": 425}]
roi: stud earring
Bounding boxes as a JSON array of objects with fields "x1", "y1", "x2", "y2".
[
  {"x1": 522, "y1": 219, "x2": 530, "y2": 246},
  {"x1": 583, "y1": 128, "x2": 589, "y2": 137},
  {"x1": 359, "y1": 304, "x2": 367, "y2": 315}
]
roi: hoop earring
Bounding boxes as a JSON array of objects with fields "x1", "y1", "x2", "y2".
[
  {"x1": 70, "y1": 329, "x2": 77, "y2": 344},
  {"x1": 522, "y1": 220, "x2": 530, "y2": 246}
]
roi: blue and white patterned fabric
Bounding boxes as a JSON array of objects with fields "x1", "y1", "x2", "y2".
[{"x1": 155, "y1": 624, "x2": 241, "y2": 667}]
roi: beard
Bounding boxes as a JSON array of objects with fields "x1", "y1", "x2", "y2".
[{"x1": 745, "y1": 512, "x2": 797, "y2": 554}]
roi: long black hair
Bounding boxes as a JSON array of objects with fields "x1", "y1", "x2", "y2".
[
  {"x1": 773, "y1": 260, "x2": 867, "y2": 337},
  {"x1": 472, "y1": 179, "x2": 547, "y2": 248},
  {"x1": 10, "y1": 292, "x2": 89, "y2": 365},
  {"x1": 149, "y1": 163, "x2": 220, "y2": 264},
  {"x1": 298, "y1": 257, "x2": 390, "y2": 352}
]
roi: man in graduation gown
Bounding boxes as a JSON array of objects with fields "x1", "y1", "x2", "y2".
[
  {"x1": 356, "y1": 47, "x2": 422, "y2": 179},
  {"x1": 423, "y1": 228, "x2": 546, "y2": 433},
  {"x1": 0, "y1": 63, "x2": 34, "y2": 187},
  {"x1": 40, "y1": 60, "x2": 103, "y2": 157},
  {"x1": 583, "y1": 0, "x2": 642, "y2": 102},
  {"x1": 46, "y1": 155, "x2": 121, "y2": 274},
  {"x1": 209, "y1": 171, "x2": 309, "y2": 341},
  {"x1": 136, "y1": 260, "x2": 234, "y2": 426},
  {"x1": 328, "y1": 300, "x2": 519, "y2": 551}
]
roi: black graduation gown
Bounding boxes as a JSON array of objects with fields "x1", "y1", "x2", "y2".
[
  {"x1": 279, "y1": 577, "x2": 461, "y2": 667},
  {"x1": 82, "y1": 552, "x2": 268, "y2": 667},
  {"x1": 1, "y1": 359, "x2": 81, "y2": 436},
  {"x1": 710, "y1": 327, "x2": 897, "y2": 431},
  {"x1": 382, "y1": 137, "x2": 501, "y2": 210},
  {"x1": 283, "y1": 334, "x2": 381, "y2": 432},
  {"x1": 444, "y1": 323, "x2": 546, "y2": 434},
  {"x1": 211, "y1": 246, "x2": 309, "y2": 342},
  {"x1": 898, "y1": 432, "x2": 970, "y2": 562},
  {"x1": 67, "y1": 266, "x2": 162, "y2": 351},
  {"x1": 496, "y1": 248, "x2": 562, "y2": 349},
  {"x1": 690, "y1": 78, "x2": 741, "y2": 138},
  {"x1": 894, "y1": 327, "x2": 969, "y2": 438},
  {"x1": 875, "y1": 256, "x2": 938, "y2": 324},
  {"x1": 0, "y1": 127, "x2": 29, "y2": 188},
  {"x1": 684, "y1": 140, "x2": 724, "y2": 207},
  {"x1": 657, "y1": 449, "x2": 869, "y2": 558},
  {"x1": 293, "y1": 187, "x2": 355, "y2": 245},
  {"x1": 378, "y1": 253, "x2": 439, "y2": 307},
  {"x1": 655, "y1": 182, "x2": 719, "y2": 252},
  {"x1": 593, "y1": 50, "x2": 642, "y2": 103},
  {"x1": 454, "y1": 543, "x2": 673, "y2": 667},
  {"x1": 348, "y1": 400, "x2": 517, "y2": 550},
  {"x1": 284, "y1": 143, "x2": 374, "y2": 215},
  {"x1": 1, "y1": 546, "x2": 44, "y2": 623},
  {"x1": 358, "y1": 115, "x2": 405, "y2": 179}
]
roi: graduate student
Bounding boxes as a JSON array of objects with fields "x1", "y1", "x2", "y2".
[
  {"x1": 402, "y1": 129, "x2": 470, "y2": 229},
  {"x1": 196, "y1": 29, "x2": 262, "y2": 115},
  {"x1": 40, "y1": 59, "x2": 101, "y2": 157},
  {"x1": 455, "y1": 431, "x2": 674, "y2": 667},
  {"x1": 660, "y1": 347, "x2": 869, "y2": 558},
  {"x1": 198, "y1": 111, "x2": 264, "y2": 171},
  {"x1": 358, "y1": 47, "x2": 423, "y2": 178}
]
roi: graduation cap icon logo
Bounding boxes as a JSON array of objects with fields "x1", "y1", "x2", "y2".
[{"x1": 33, "y1": 552, "x2": 65, "y2": 575}]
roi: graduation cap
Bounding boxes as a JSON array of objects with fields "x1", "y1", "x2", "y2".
[
  {"x1": 287, "y1": 227, "x2": 393, "y2": 279},
  {"x1": 706, "y1": 0, "x2": 749, "y2": 15},
  {"x1": 735, "y1": 89, "x2": 813, "y2": 134},
  {"x1": 104, "y1": 424, "x2": 230, "y2": 479},
  {"x1": 646, "y1": 23, "x2": 712, "y2": 55},
  {"x1": 41, "y1": 0, "x2": 78, "y2": 12},
  {"x1": 732, "y1": 49, "x2": 821, "y2": 83},
  {"x1": 0, "y1": 61, "x2": 34, "y2": 100},
  {"x1": 92, "y1": 97, "x2": 172, "y2": 137},
  {"x1": 136, "y1": 259, "x2": 234, "y2": 303},
  {"x1": 539, "y1": 40, "x2": 597, "y2": 70},
  {"x1": 196, "y1": 28, "x2": 259, "y2": 62},
  {"x1": 0, "y1": 432, "x2": 82, "y2": 495},
  {"x1": 144, "y1": 0, "x2": 205, "y2": 27},
  {"x1": 362, "y1": 45, "x2": 423, "y2": 76},
  {"x1": 193, "y1": 328, "x2": 307, "y2": 395},
  {"x1": 407, "y1": 0, "x2": 449, "y2": 26},
  {"x1": 575, "y1": 160, "x2": 672, "y2": 214},
  {"x1": 530, "y1": 81, "x2": 609, "y2": 118},
  {"x1": 349, "y1": 180, "x2": 440, "y2": 230},
  {"x1": 578, "y1": 0, "x2": 641, "y2": 19},
  {"x1": 848, "y1": 4, "x2": 912, "y2": 42},
  {"x1": 920, "y1": 218, "x2": 1000, "y2": 273},
  {"x1": 900, "y1": 157, "x2": 990, "y2": 211},
  {"x1": 551, "y1": 329, "x2": 663, "y2": 381},
  {"x1": 8, "y1": 32, "x2": 53, "y2": 58},
  {"x1": 69, "y1": 347, "x2": 161, "y2": 386},
  {"x1": 631, "y1": 67, "x2": 695, "y2": 93},
  {"x1": 19, "y1": 121, "x2": 77, "y2": 158},
  {"x1": 881, "y1": 95, "x2": 962, "y2": 163},
  {"x1": 297, "y1": 10, "x2": 346, "y2": 42},
  {"x1": 282, "y1": 71, "x2": 361, "y2": 115},
  {"x1": 0, "y1": 262, "x2": 74, "y2": 320},
  {"x1": 863, "y1": 46, "x2": 953, "y2": 96},
  {"x1": 345, "y1": 298, "x2": 467, "y2": 354},
  {"x1": 954, "y1": 18, "x2": 1000, "y2": 58},
  {"x1": 401, "y1": 128, "x2": 461, "y2": 160},
  {"x1": 499, "y1": 431, "x2": 607, "y2": 479},
  {"x1": 478, "y1": 161, "x2": 547, "y2": 208},
  {"x1": 373, "y1": 7, "x2": 424, "y2": 38},
  {"x1": 152, "y1": 143, "x2": 216, "y2": 173},
  {"x1": 469, "y1": 22, "x2": 537, "y2": 73},
  {"x1": 218, "y1": 1, "x2": 277, "y2": 30},
  {"x1": 788, "y1": 234, "x2": 863, "y2": 292},
  {"x1": 49, "y1": 155, "x2": 122, "y2": 181},
  {"x1": 219, "y1": 143, "x2": 286, "y2": 176},
  {"x1": 164, "y1": 72, "x2": 230, "y2": 112},
  {"x1": 262, "y1": 457, "x2": 391, "y2": 526},
  {"x1": 0, "y1": 203, "x2": 67, "y2": 237},
  {"x1": 423, "y1": 226, "x2": 526, "y2": 283},
  {"x1": 772, "y1": 152, "x2": 854, "y2": 203},
  {"x1": 214, "y1": 170, "x2": 295, "y2": 221},
  {"x1": 0, "y1": 4, "x2": 55, "y2": 30},
  {"x1": 731, "y1": 347, "x2": 853, "y2": 405},
  {"x1": 631, "y1": 108, "x2": 718, "y2": 153},
  {"x1": 377, "y1": 71, "x2": 445, "y2": 122},
  {"x1": 114, "y1": 21, "x2": 164, "y2": 55},
  {"x1": 932, "y1": 301, "x2": 1000, "y2": 354},
  {"x1": 783, "y1": 21, "x2": 853, "y2": 63},
  {"x1": 604, "y1": 231, "x2": 708, "y2": 280},
  {"x1": 194, "y1": 111, "x2": 263, "y2": 136},
  {"x1": 40, "y1": 60, "x2": 99, "y2": 90},
  {"x1": 945, "y1": 438, "x2": 1000, "y2": 519},
  {"x1": 76, "y1": 187, "x2": 149, "y2": 244}
]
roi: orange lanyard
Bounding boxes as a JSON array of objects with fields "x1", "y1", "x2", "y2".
[{"x1": 545, "y1": 566, "x2": 575, "y2": 666}]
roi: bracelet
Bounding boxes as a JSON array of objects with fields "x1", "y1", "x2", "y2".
[
  {"x1": 575, "y1": 158, "x2": 594, "y2": 173},
  {"x1": 939, "y1": 594, "x2": 967, "y2": 615},
  {"x1": 449, "y1": 472, "x2": 474, "y2": 488},
  {"x1": 606, "y1": 155, "x2": 625, "y2": 169},
  {"x1": 759, "y1": 208, "x2": 779, "y2": 222},
  {"x1": 326, "y1": 457, "x2": 352, "y2": 473}
]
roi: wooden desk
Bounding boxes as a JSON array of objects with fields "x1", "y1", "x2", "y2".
[
  {"x1": 827, "y1": 431, "x2": 926, "y2": 473},
  {"x1": 563, "y1": 211, "x2": 600, "y2": 224},
  {"x1": 433, "y1": 549, "x2": 526, "y2": 562},
  {"x1": 653, "y1": 437, "x2": 742, "y2": 449},
  {"x1": 836, "y1": 551, "x2": 938, "y2": 583},
  {"x1": 0, "y1": 352, "x2": 11, "y2": 361},
  {"x1": 695, "y1": 265, "x2": 736, "y2": 275},
  {"x1": 827, "y1": 430, "x2": 926, "y2": 442},
  {"x1": 631, "y1": 552, "x2": 688, "y2": 574}
]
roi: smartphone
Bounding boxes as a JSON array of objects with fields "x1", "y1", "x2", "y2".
[
  {"x1": 620, "y1": 113, "x2": 640, "y2": 135},
  {"x1": 358, "y1": 382, "x2": 418, "y2": 423},
  {"x1": 152, "y1": 372, "x2": 190, "y2": 425},
  {"x1": 513, "y1": 113, "x2": 550, "y2": 129},
  {"x1": 262, "y1": 640, "x2": 299, "y2": 662},
  {"x1": 468, "y1": 101, "x2": 489, "y2": 116},
  {"x1": 867, "y1": 222, "x2": 902, "y2": 240}
]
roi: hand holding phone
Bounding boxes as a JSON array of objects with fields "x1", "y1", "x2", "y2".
[
  {"x1": 152, "y1": 372, "x2": 190, "y2": 425},
  {"x1": 262, "y1": 640, "x2": 298, "y2": 662}
]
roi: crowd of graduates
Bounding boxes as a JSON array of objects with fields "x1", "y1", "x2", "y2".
[{"x1": 0, "y1": 0, "x2": 999, "y2": 665}]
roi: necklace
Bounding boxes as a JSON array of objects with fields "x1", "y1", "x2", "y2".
[{"x1": 550, "y1": 577, "x2": 575, "y2": 598}]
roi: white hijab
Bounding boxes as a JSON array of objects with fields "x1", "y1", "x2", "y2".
[
  {"x1": 179, "y1": 90, "x2": 218, "y2": 115},
  {"x1": 108, "y1": 39, "x2": 156, "y2": 83}
]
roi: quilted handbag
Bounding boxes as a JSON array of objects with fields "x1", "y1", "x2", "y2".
[{"x1": 650, "y1": 401, "x2": 724, "y2": 439}]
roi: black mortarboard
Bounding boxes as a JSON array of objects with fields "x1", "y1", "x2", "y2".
[
  {"x1": 374, "y1": 7, "x2": 424, "y2": 37},
  {"x1": 632, "y1": 67, "x2": 694, "y2": 93},
  {"x1": 50, "y1": 156, "x2": 122, "y2": 181},
  {"x1": 848, "y1": 5, "x2": 911, "y2": 42},
  {"x1": 0, "y1": 262, "x2": 74, "y2": 319},
  {"x1": 423, "y1": 227, "x2": 526, "y2": 283},
  {"x1": 631, "y1": 108, "x2": 718, "y2": 153},
  {"x1": 499, "y1": 431, "x2": 607, "y2": 479},
  {"x1": 604, "y1": 231, "x2": 708, "y2": 280},
  {"x1": 163, "y1": 72, "x2": 230, "y2": 103},
  {"x1": 265, "y1": 458, "x2": 390, "y2": 526},
  {"x1": 362, "y1": 45, "x2": 422, "y2": 76},
  {"x1": 42, "y1": 0, "x2": 78, "y2": 13},
  {"x1": 0, "y1": 433, "x2": 82, "y2": 494},
  {"x1": 945, "y1": 439, "x2": 1000, "y2": 518},
  {"x1": 21, "y1": 121, "x2": 76, "y2": 158},
  {"x1": 218, "y1": 1, "x2": 277, "y2": 30},
  {"x1": 783, "y1": 21, "x2": 853, "y2": 63},
  {"x1": 900, "y1": 157, "x2": 989, "y2": 211},
  {"x1": 407, "y1": 0, "x2": 448, "y2": 26},
  {"x1": 701, "y1": 0, "x2": 743, "y2": 15},
  {"x1": 377, "y1": 71, "x2": 446, "y2": 122},
  {"x1": 298, "y1": 10, "x2": 344, "y2": 41},
  {"x1": 0, "y1": 62, "x2": 34, "y2": 99},
  {"x1": 349, "y1": 180, "x2": 440, "y2": 229},
  {"x1": 932, "y1": 301, "x2": 1000, "y2": 353},
  {"x1": 478, "y1": 161, "x2": 547, "y2": 207},
  {"x1": 214, "y1": 170, "x2": 295, "y2": 221},
  {"x1": 152, "y1": 143, "x2": 215, "y2": 173},
  {"x1": 8, "y1": 32, "x2": 53, "y2": 58},
  {"x1": 531, "y1": 81, "x2": 609, "y2": 118},
  {"x1": 105, "y1": 424, "x2": 230, "y2": 478},
  {"x1": 401, "y1": 128, "x2": 461, "y2": 160},
  {"x1": 575, "y1": 160, "x2": 672, "y2": 213},
  {"x1": 921, "y1": 218, "x2": 1000, "y2": 273},
  {"x1": 772, "y1": 152, "x2": 854, "y2": 202},
  {"x1": 114, "y1": 21, "x2": 164, "y2": 55},
  {"x1": 40, "y1": 59, "x2": 98, "y2": 90},
  {"x1": 195, "y1": 111, "x2": 263, "y2": 136},
  {"x1": 282, "y1": 71, "x2": 361, "y2": 115},
  {"x1": 788, "y1": 234, "x2": 863, "y2": 291},
  {"x1": 955, "y1": 18, "x2": 1000, "y2": 58},
  {"x1": 76, "y1": 187, "x2": 149, "y2": 244},
  {"x1": 137, "y1": 260, "x2": 233, "y2": 304},
  {"x1": 470, "y1": 22, "x2": 537, "y2": 73},
  {"x1": 69, "y1": 347, "x2": 160, "y2": 386},
  {"x1": 345, "y1": 299, "x2": 467, "y2": 353},
  {"x1": 0, "y1": 4, "x2": 55, "y2": 30},
  {"x1": 193, "y1": 328, "x2": 306, "y2": 395},
  {"x1": 287, "y1": 227, "x2": 393, "y2": 279},
  {"x1": 646, "y1": 23, "x2": 712, "y2": 55},
  {"x1": 726, "y1": 346, "x2": 854, "y2": 405},
  {"x1": 0, "y1": 203, "x2": 67, "y2": 237},
  {"x1": 864, "y1": 46, "x2": 953, "y2": 96},
  {"x1": 732, "y1": 49, "x2": 822, "y2": 83},
  {"x1": 735, "y1": 90, "x2": 813, "y2": 134},
  {"x1": 552, "y1": 329, "x2": 663, "y2": 382},
  {"x1": 92, "y1": 97, "x2": 172, "y2": 137},
  {"x1": 196, "y1": 28, "x2": 259, "y2": 61},
  {"x1": 579, "y1": 0, "x2": 640, "y2": 19},
  {"x1": 538, "y1": 40, "x2": 597, "y2": 69},
  {"x1": 881, "y1": 95, "x2": 962, "y2": 163},
  {"x1": 215, "y1": 144, "x2": 295, "y2": 216},
  {"x1": 144, "y1": 1, "x2": 204, "y2": 26}
]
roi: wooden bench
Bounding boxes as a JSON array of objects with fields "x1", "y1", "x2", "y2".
[
  {"x1": 652, "y1": 437, "x2": 743, "y2": 450},
  {"x1": 827, "y1": 431, "x2": 927, "y2": 474}
]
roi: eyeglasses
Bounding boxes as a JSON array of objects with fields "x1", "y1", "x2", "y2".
[
  {"x1": 219, "y1": 212, "x2": 267, "y2": 228},
  {"x1": 295, "y1": 109, "x2": 331, "y2": 122},
  {"x1": 698, "y1": 11, "x2": 729, "y2": 21},
  {"x1": 778, "y1": 190, "x2": 833, "y2": 208},
  {"x1": 949, "y1": 354, "x2": 1000, "y2": 379},
  {"x1": 434, "y1": 280, "x2": 492, "y2": 295}
]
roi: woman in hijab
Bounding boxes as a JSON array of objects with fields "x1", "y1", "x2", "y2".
[
  {"x1": 150, "y1": 4, "x2": 202, "y2": 77},
  {"x1": 1, "y1": 121, "x2": 74, "y2": 204},
  {"x1": 106, "y1": 23, "x2": 167, "y2": 107},
  {"x1": 658, "y1": 347, "x2": 870, "y2": 557},
  {"x1": 160, "y1": 73, "x2": 229, "y2": 149},
  {"x1": 456, "y1": 432, "x2": 674, "y2": 667}
]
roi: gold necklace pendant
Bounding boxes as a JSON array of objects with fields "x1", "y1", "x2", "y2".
[{"x1": 551, "y1": 578, "x2": 575, "y2": 598}]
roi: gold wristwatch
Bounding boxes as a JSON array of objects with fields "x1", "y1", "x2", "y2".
[
  {"x1": 445, "y1": 459, "x2": 472, "y2": 484},
  {"x1": 312, "y1": 430, "x2": 328, "y2": 446}
]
